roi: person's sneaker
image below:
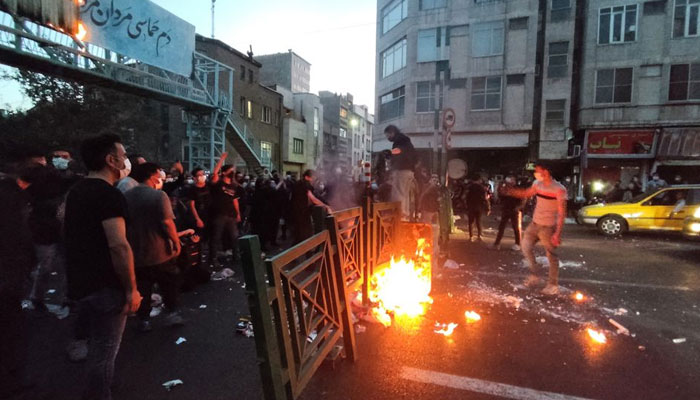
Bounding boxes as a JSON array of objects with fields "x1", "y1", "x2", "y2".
[
  {"x1": 164, "y1": 312, "x2": 186, "y2": 327},
  {"x1": 511, "y1": 244, "x2": 521, "y2": 251},
  {"x1": 541, "y1": 284, "x2": 560, "y2": 296},
  {"x1": 470, "y1": 236, "x2": 477, "y2": 242},
  {"x1": 492, "y1": 243, "x2": 501, "y2": 250},
  {"x1": 66, "y1": 339, "x2": 88, "y2": 362},
  {"x1": 136, "y1": 320, "x2": 153, "y2": 332},
  {"x1": 523, "y1": 275, "x2": 543, "y2": 288}
]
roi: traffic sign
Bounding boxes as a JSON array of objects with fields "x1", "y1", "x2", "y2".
[{"x1": 442, "y1": 108, "x2": 456, "y2": 129}]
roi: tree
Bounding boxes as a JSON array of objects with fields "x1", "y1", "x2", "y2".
[{"x1": 0, "y1": 70, "x2": 166, "y2": 166}]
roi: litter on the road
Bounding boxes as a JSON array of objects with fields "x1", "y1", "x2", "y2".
[
  {"x1": 46, "y1": 289, "x2": 56, "y2": 294},
  {"x1": 175, "y1": 337, "x2": 187, "y2": 345},
  {"x1": 354, "y1": 324, "x2": 367, "y2": 334},
  {"x1": 587, "y1": 328, "x2": 607, "y2": 344},
  {"x1": 443, "y1": 259, "x2": 460, "y2": 269},
  {"x1": 162, "y1": 379, "x2": 183, "y2": 391},
  {"x1": 149, "y1": 306, "x2": 162, "y2": 318},
  {"x1": 608, "y1": 319, "x2": 630, "y2": 336},
  {"x1": 464, "y1": 311, "x2": 481, "y2": 323},
  {"x1": 211, "y1": 268, "x2": 235, "y2": 281},
  {"x1": 199, "y1": 304, "x2": 207, "y2": 309},
  {"x1": 672, "y1": 338, "x2": 686, "y2": 344},
  {"x1": 236, "y1": 316, "x2": 254, "y2": 338}
]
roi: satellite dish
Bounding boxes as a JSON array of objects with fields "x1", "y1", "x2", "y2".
[{"x1": 447, "y1": 158, "x2": 468, "y2": 180}]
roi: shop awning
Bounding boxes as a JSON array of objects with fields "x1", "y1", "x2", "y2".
[{"x1": 656, "y1": 128, "x2": 700, "y2": 159}]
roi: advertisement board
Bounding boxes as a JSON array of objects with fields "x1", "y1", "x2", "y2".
[{"x1": 585, "y1": 130, "x2": 656, "y2": 157}]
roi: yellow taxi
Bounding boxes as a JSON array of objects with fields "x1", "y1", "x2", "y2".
[{"x1": 577, "y1": 185, "x2": 700, "y2": 237}]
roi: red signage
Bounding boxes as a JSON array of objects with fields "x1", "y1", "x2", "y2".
[{"x1": 586, "y1": 130, "x2": 655, "y2": 155}]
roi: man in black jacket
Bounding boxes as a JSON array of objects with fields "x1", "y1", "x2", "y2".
[
  {"x1": 384, "y1": 125, "x2": 416, "y2": 219},
  {"x1": 493, "y1": 175, "x2": 524, "y2": 250}
]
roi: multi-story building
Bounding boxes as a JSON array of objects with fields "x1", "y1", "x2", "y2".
[
  {"x1": 272, "y1": 85, "x2": 324, "y2": 175},
  {"x1": 577, "y1": 0, "x2": 700, "y2": 189},
  {"x1": 257, "y1": 50, "x2": 312, "y2": 94},
  {"x1": 320, "y1": 91, "x2": 353, "y2": 171},
  {"x1": 170, "y1": 35, "x2": 284, "y2": 172},
  {"x1": 350, "y1": 104, "x2": 374, "y2": 167},
  {"x1": 374, "y1": 0, "x2": 547, "y2": 176}
]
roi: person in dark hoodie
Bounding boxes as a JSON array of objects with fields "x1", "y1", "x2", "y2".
[
  {"x1": 383, "y1": 124, "x2": 416, "y2": 219},
  {"x1": 493, "y1": 175, "x2": 524, "y2": 250}
]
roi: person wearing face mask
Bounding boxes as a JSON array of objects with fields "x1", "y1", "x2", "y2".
[
  {"x1": 502, "y1": 163, "x2": 567, "y2": 296},
  {"x1": 123, "y1": 163, "x2": 183, "y2": 331},
  {"x1": 646, "y1": 173, "x2": 668, "y2": 193},
  {"x1": 115, "y1": 156, "x2": 135, "y2": 193},
  {"x1": 493, "y1": 175, "x2": 524, "y2": 251},
  {"x1": 63, "y1": 134, "x2": 141, "y2": 400}
]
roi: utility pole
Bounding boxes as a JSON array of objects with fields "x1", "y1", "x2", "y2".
[
  {"x1": 211, "y1": 0, "x2": 216, "y2": 38},
  {"x1": 433, "y1": 60, "x2": 449, "y2": 183}
]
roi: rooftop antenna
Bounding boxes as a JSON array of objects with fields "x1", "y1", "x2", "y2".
[{"x1": 211, "y1": 0, "x2": 216, "y2": 38}]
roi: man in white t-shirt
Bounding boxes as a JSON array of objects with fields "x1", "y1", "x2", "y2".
[{"x1": 504, "y1": 163, "x2": 567, "y2": 295}]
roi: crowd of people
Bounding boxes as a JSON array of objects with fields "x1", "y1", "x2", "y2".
[{"x1": 0, "y1": 134, "x2": 350, "y2": 399}]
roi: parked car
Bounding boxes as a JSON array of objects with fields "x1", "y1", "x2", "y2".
[{"x1": 577, "y1": 185, "x2": 700, "y2": 237}]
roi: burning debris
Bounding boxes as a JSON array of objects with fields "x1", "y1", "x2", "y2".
[
  {"x1": 587, "y1": 328, "x2": 607, "y2": 344},
  {"x1": 464, "y1": 311, "x2": 481, "y2": 323},
  {"x1": 368, "y1": 239, "x2": 433, "y2": 327},
  {"x1": 574, "y1": 292, "x2": 586, "y2": 302},
  {"x1": 434, "y1": 322, "x2": 459, "y2": 336}
]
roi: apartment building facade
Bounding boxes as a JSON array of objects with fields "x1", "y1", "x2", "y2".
[{"x1": 257, "y1": 50, "x2": 312, "y2": 94}]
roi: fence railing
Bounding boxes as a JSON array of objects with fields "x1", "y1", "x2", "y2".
[{"x1": 241, "y1": 199, "x2": 403, "y2": 400}]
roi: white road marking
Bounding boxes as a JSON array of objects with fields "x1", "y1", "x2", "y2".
[
  {"x1": 400, "y1": 366, "x2": 596, "y2": 400},
  {"x1": 474, "y1": 271, "x2": 694, "y2": 292}
]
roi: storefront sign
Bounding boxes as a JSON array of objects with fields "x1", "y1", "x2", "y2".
[
  {"x1": 586, "y1": 130, "x2": 655, "y2": 157},
  {"x1": 80, "y1": 0, "x2": 195, "y2": 76}
]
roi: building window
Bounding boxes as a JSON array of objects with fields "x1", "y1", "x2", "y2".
[
  {"x1": 471, "y1": 76, "x2": 502, "y2": 110},
  {"x1": 472, "y1": 21, "x2": 504, "y2": 57},
  {"x1": 595, "y1": 68, "x2": 633, "y2": 103},
  {"x1": 381, "y1": 38, "x2": 407, "y2": 78},
  {"x1": 260, "y1": 141, "x2": 272, "y2": 167},
  {"x1": 239, "y1": 97, "x2": 246, "y2": 116},
  {"x1": 416, "y1": 81, "x2": 437, "y2": 113},
  {"x1": 313, "y1": 107, "x2": 320, "y2": 137},
  {"x1": 669, "y1": 63, "x2": 700, "y2": 100},
  {"x1": 339, "y1": 128, "x2": 347, "y2": 138},
  {"x1": 379, "y1": 86, "x2": 406, "y2": 122},
  {"x1": 417, "y1": 28, "x2": 447, "y2": 62},
  {"x1": 293, "y1": 138, "x2": 304, "y2": 154},
  {"x1": 246, "y1": 100, "x2": 253, "y2": 119},
  {"x1": 548, "y1": 41, "x2": 569, "y2": 78},
  {"x1": 248, "y1": 69, "x2": 254, "y2": 84},
  {"x1": 340, "y1": 108, "x2": 348, "y2": 118},
  {"x1": 674, "y1": 0, "x2": 700, "y2": 37},
  {"x1": 551, "y1": 0, "x2": 571, "y2": 21},
  {"x1": 382, "y1": 0, "x2": 407, "y2": 35},
  {"x1": 599, "y1": 5, "x2": 638, "y2": 44},
  {"x1": 509, "y1": 17, "x2": 528, "y2": 30},
  {"x1": 240, "y1": 65, "x2": 245, "y2": 80},
  {"x1": 262, "y1": 106, "x2": 271, "y2": 123},
  {"x1": 545, "y1": 100, "x2": 567, "y2": 126},
  {"x1": 420, "y1": 0, "x2": 447, "y2": 10}
]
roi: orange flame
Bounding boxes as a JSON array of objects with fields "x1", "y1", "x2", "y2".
[
  {"x1": 464, "y1": 311, "x2": 481, "y2": 323},
  {"x1": 587, "y1": 328, "x2": 607, "y2": 344},
  {"x1": 574, "y1": 292, "x2": 585, "y2": 302},
  {"x1": 76, "y1": 22, "x2": 87, "y2": 41},
  {"x1": 368, "y1": 239, "x2": 432, "y2": 327},
  {"x1": 434, "y1": 322, "x2": 458, "y2": 336}
]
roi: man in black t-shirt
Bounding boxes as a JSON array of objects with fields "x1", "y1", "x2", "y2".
[
  {"x1": 64, "y1": 134, "x2": 141, "y2": 400},
  {"x1": 208, "y1": 164, "x2": 241, "y2": 266},
  {"x1": 290, "y1": 169, "x2": 331, "y2": 244},
  {"x1": 384, "y1": 125, "x2": 417, "y2": 219}
]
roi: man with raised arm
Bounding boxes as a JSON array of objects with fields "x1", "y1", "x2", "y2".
[{"x1": 503, "y1": 163, "x2": 567, "y2": 295}]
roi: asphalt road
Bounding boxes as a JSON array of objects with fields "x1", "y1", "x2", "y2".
[{"x1": 17, "y1": 216, "x2": 700, "y2": 400}]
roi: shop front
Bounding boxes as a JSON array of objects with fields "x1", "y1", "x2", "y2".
[
  {"x1": 653, "y1": 127, "x2": 700, "y2": 184},
  {"x1": 581, "y1": 129, "x2": 657, "y2": 198}
]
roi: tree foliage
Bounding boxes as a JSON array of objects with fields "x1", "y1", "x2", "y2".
[{"x1": 0, "y1": 70, "x2": 165, "y2": 166}]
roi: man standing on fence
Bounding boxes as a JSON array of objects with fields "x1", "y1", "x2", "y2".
[
  {"x1": 383, "y1": 125, "x2": 416, "y2": 220},
  {"x1": 502, "y1": 163, "x2": 567, "y2": 296}
]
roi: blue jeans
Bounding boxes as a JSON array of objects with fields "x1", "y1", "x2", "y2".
[{"x1": 78, "y1": 288, "x2": 126, "y2": 400}]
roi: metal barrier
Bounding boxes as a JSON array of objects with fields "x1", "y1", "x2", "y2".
[{"x1": 242, "y1": 200, "x2": 402, "y2": 400}]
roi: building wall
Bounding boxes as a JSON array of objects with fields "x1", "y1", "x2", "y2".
[
  {"x1": 374, "y1": 0, "x2": 541, "y2": 164},
  {"x1": 195, "y1": 36, "x2": 283, "y2": 171},
  {"x1": 257, "y1": 51, "x2": 311, "y2": 93}
]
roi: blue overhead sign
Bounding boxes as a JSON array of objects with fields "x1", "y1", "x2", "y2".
[{"x1": 80, "y1": 0, "x2": 195, "y2": 77}]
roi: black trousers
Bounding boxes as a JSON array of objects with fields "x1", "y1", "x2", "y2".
[
  {"x1": 494, "y1": 210, "x2": 522, "y2": 246},
  {"x1": 209, "y1": 215, "x2": 239, "y2": 258},
  {"x1": 136, "y1": 259, "x2": 181, "y2": 320},
  {"x1": 468, "y1": 210, "x2": 483, "y2": 238}
]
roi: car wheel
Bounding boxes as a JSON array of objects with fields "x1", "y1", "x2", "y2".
[{"x1": 597, "y1": 215, "x2": 627, "y2": 237}]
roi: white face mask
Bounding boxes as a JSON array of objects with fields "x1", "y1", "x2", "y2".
[
  {"x1": 52, "y1": 157, "x2": 69, "y2": 170},
  {"x1": 155, "y1": 178, "x2": 164, "y2": 190},
  {"x1": 196, "y1": 175, "x2": 206, "y2": 184},
  {"x1": 119, "y1": 158, "x2": 132, "y2": 180},
  {"x1": 533, "y1": 172, "x2": 543, "y2": 182},
  {"x1": 186, "y1": 178, "x2": 194, "y2": 185}
]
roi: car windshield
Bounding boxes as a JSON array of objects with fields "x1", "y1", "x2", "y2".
[{"x1": 627, "y1": 192, "x2": 650, "y2": 203}]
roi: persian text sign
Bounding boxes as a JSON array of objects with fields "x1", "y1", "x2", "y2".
[
  {"x1": 80, "y1": 0, "x2": 195, "y2": 76},
  {"x1": 586, "y1": 130, "x2": 655, "y2": 156}
]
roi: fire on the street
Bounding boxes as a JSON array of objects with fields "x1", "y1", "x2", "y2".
[
  {"x1": 587, "y1": 328, "x2": 607, "y2": 344},
  {"x1": 574, "y1": 292, "x2": 586, "y2": 302},
  {"x1": 464, "y1": 311, "x2": 481, "y2": 323},
  {"x1": 434, "y1": 322, "x2": 459, "y2": 336},
  {"x1": 368, "y1": 239, "x2": 433, "y2": 327}
]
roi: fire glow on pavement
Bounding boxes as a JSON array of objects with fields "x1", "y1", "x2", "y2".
[
  {"x1": 587, "y1": 328, "x2": 607, "y2": 344},
  {"x1": 434, "y1": 322, "x2": 459, "y2": 336},
  {"x1": 464, "y1": 311, "x2": 481, "y2": 323}
]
